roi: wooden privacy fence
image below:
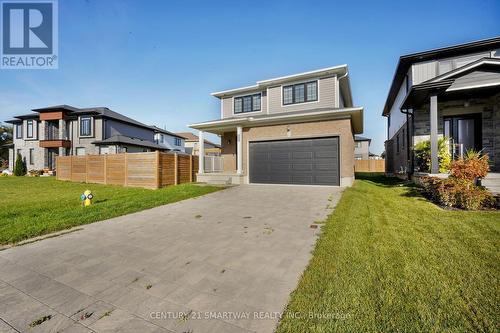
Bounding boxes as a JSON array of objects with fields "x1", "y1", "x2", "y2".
[
  {"x1": 57, "y1": 152, "x2": 199, "y2": 189},
  {"x1": 354, "y1": 159, "x2": 385, "y2": 173}
]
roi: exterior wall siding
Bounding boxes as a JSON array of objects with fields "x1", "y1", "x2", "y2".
[
  {"x1": 221, "y1": 91, "x2": 267, "y2": 119},
  {"x1": 267, "y1": 76, "x2": 337, "y2": 114},
  {"x1": 238, "y1": 119, "x2": 355, "y2": 186},
  {"x1": 104, "y1": 119, "x2": 154, "y2": 141}
]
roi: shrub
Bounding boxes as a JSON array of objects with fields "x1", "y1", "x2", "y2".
[
  {"x1": 450, "y1": 150, "x2": 489, "y2": 181},
  {"x1": 419, "y1": 176, "x2": 495, "y2": 210},
  {"x1": 13, "y1": 153, "x2": 26, "y2": 176},
  {"x1": 414, "y1": 137, "x2": 451, "y2": 173}
]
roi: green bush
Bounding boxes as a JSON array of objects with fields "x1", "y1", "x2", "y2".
[
  {"x1": 13, "y1": 153, "x2": 26, "y2": 176},
  {"x1": 414, "y1": 137, "x2": 451, "y2": 173}
]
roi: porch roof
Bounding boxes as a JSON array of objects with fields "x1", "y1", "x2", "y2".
[
  {"x1": 188, "y1": 107, "x2": 364, "y2": 135},
  {"x1": 401, "y1": 57, "x2": 500, "y2": 110}
]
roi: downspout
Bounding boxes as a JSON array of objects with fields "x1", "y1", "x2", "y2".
[{"x1": 338, "y1": 70, "x2": 349, "y2": 107}]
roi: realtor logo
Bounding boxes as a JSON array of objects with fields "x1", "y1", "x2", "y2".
[{"x1": 1, "y1": 0, "x2": 58, "y2": 69}]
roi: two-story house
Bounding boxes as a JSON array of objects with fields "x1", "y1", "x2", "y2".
[
  {"x1": 354, "y1": 136, "x2": 371, "y2": 160},
  {"x1": 383, "y1": 37, "x2": 500, "y2": 179},
  {"x1": 152, "y1": 126, "x2": 186, "y2": 152},
  {"x1": 189, "y1": 65, "x2": 364, "y2": 186},
  {"x1": 6, "y1": 105, "x2": 182, "y2": 172}
]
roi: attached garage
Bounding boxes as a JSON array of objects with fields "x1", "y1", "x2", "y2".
[{"x1": 249, "y1": 137, "x2": 340, "y2": 185}]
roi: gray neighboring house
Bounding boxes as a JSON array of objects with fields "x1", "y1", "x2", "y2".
[
  {"x1": 354, "y1": 136, "x2": 371, "y2": 159},
  {"x1": 6, "y1": 105, "x2": 182, "y2": 172},
  {"x1": 383, "y1": 37, "x2": 500, "y2": 179},
  {"x1": 152, "y1": 126, "x2": 186, "y2": 153}
]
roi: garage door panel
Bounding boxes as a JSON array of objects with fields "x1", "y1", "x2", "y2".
[{"x1": 249, "y1": 137, "x2": 339, "y2": 186}]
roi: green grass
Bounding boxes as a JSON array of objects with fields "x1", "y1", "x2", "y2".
[
  {"x1": 277, "y1": 173, "x2": 500, "y2": 333},
  {"x1": 0, "y1": 177, "x2": 222, "y2": 245}
]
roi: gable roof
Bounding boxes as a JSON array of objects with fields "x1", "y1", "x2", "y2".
[{"x1": 382, "y1": 36, "x2": 500, "y2": 116}]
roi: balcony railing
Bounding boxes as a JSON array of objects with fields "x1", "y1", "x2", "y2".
[
  {"x1": 204, "y1": 155, "x2": 224, "y2": 173},
  {"x1": 449, "y1": 140, "x2": 464, "y2": 160},
  {"x1": 44, "y1": 126, "x2": 68, "y2": 140}
]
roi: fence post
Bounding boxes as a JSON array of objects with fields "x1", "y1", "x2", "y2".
[
  {"x1": 189, "y1": 155, "x2": 193, "y2": 182},
  {"x1": 174, "y1": 153, "x2": 178, "y2": 185},
  {"x1": 156, "y1": 151, "x2": 161, "y2": 189}
]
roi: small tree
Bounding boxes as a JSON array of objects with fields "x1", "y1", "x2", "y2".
[
  {"x1": 414, "y1": 137, "x2": 451, "y2": 173},
  {"x1": 13, "y1": 153, "x2": 26, "y2": 176}
]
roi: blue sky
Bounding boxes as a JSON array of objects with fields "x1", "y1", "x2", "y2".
[{"x1": 1, "y1": 0, "x2": 499, "y2": 154}]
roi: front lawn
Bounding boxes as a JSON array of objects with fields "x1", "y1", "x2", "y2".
[
  {"x1": 277, "y1": 173, "x2": 499, "y2": 332},
  {"x1": 0, "y1": 177, "x2": 222, "y2": 245}
]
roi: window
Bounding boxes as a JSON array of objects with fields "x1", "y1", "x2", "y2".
[
  {"x1": 355, "y1": 141, "x2": 362, "y2": 148},
  {"x1": 29, "y1": 148, "x2": 34, "y2": 165},
  {"x1": 396, "y1": 135, "x2": 400, "y2": 153},
  {"x1": 80, "y1": 117, "x2": 92, "y2": 136},
  {"x1": 402, "y1": 129, "x2": 405, "y2": 148},
  {"x1": 234, "y1": 93, "x2": 261, "y2": 114},
  {"x1": 175, "y1": 137, "x2": 182, "y2": 146},
  {"x1": 16, "y1": 124, "x2": 22, "y2": 139},
  {"x1": 283, "y1": 81, "x2": 318, "y2": 105},
  {"x1": 159, "y1": 134, "x2": 164, "y2": 144},
  {"x1": 75, "y1": 147, "x2": 86, "y2": 156},
  {"x1": 27, "y1": 120, "x2": 33, "y2": 138}
]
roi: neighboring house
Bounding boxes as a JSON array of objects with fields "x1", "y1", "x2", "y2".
[
  {"x1": 189, "y1": 65, "x2": 364, "y2": 186},
  {"x1": 152, "y1": 126, "x2": 186, "y2": 152},
  {"x1": 6, "y1": 105, "x2": 176, "y2": 171},
  {"x1": 175, "y1": 132, "x2": 221, "y2": 155},
  {"x1": 383, "y1": 37, "x2": 500, "y2": 176},
  {"x1": 354, "y1": 136, "x2": 371, "y2": 159}
]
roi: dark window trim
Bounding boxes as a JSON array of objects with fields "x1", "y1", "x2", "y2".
[
  {"x1": 283, "y1": 80, "x2": 318, "y2": 105},
  {"x1": 233, "y1": 93, "x2": 261, "y2": 114},
  {"x1": 26, "y1": 120, "x2": 34, "y2": 138},
  {"x1": 79, "y1": 116, "x2": 92, "y2": 137},
  {"x1": 16, "y1": 123, "x2": 22, "y2": 139}
]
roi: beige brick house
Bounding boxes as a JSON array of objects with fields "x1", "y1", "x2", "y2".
[{"x1": 189, "y1": 65, "x2": 364, "y2": 186}]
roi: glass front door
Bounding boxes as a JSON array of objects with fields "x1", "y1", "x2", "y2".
[{"x1": 444, "y1": 114, "x2": 482, "y2": 158}]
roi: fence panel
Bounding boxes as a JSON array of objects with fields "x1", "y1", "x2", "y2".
[
  {"x1": 56, "y1": 152, "x2": 199, "y2": 189},
  {"x1": 87, "y1": 155, "x2": 105, "y2": 184},
  {"x1": 354, "y1": 159, "x2": 385, "y2": 172},
  {"x1": 106, "y1": 154, "x2": 126, "y2": 186},
  {"x1": 126, "y1": 153, "x2": 157, "y2": 189}
]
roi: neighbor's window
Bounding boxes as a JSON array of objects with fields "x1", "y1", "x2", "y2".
[
  {"x1": 16, "y1": 123, "x2": 22, "y2": 139},
  {"x1": 234, "y1": 93, "x2": 261, "y2": 114},
  {"x1": 175, "y1": 137, "x2": 182, "y2": 146},
  {"x1": 80, "y1": 117, "x2": 92, "y2": 136},
  {"x1": 283, "y1": 81, "x2": 318, "y2": 105},
  {"x1": 396, "y1": 135, "x2": 400, "y2": 153},
  {"x1": 76, "y1": 147, "x2": 86, "y2": 155},
  {"x1": 27, "y1": 120, "x2": 34, "y2": 138},
  {"x1": 355, "y1": 141, "x2": 362, "y2": 148},
  {"x1": 29, "y1": 148, "x2": 34, "y2": 165}
]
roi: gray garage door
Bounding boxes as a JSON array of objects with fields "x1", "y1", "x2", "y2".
[{"x1": 249, "y1": 137, "x2": 340, "y2": 185}]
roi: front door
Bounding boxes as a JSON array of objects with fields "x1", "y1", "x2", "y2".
[{"x1": 444, "y1": 114, "x2": 482, "y2": 157}]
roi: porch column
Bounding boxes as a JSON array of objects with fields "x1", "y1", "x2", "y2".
[
  {"x1": 237, "y1": 126, "x2": 242, "y2": 175},
  {"x1": 198, "y1": 130, "x2": 204, "y2": 174},
  {"x1": 430, "y1": 94, "x2": 439, "y2": 174}
]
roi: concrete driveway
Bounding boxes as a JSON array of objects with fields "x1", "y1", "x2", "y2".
[{"x1": 0, "y1": 185, "x2": 342, "y2": 333}]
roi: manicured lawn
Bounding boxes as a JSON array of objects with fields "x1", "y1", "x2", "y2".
[
  {"x1": 0, "y1": 177, "x2": 222, "y2": 245},
  {"x1": 277, "y1": 173, "x2": 499, "y2": 333}
]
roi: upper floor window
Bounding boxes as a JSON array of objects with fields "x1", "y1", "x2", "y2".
[
  {"x1": 283, "y1": 81, "x2": 317, "y2": 105},
  {"x1": 175, "y1": 137, "x2": 182, "y2": 146},
  {"x1": 355, "y1": 141, "x2": 362, "y2": 148},
  {"x1": 16, "y1": 123, "x2": 22, "y2": 139},
  {"x1": 27, "y1": 120, "x2": 34, "y2": 138},
  {"x1": 234, "y1": 93, "x2": 261, "y2": 114},
  {"x1": 80, "y1": 117, "x2": 92, "y2": 136}
]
